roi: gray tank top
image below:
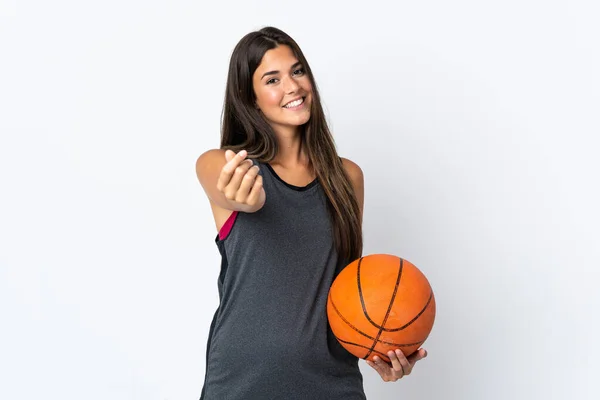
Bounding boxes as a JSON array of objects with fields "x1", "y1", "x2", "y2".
[{"x1": 200, "y1": 162, "x2": 366, "y2": 400}]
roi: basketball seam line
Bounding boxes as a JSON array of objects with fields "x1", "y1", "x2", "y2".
[
  {"x1": 328, "y1": 292, "x2": 425, "y2": 348},
  {"x1": 359, "y1": 257, "x2": 434, "y2": 332},
  {"x1": 359, "y1": 256, "x2": 404, "y2": 331},
  {"x1": 387, "y1": 291, "x2": 434, "y2": 332},
  {"x1": 335, "y1": 338, "x2": 389, "y2": 358},
  {"x1": 337, "y1": 337, "x2": 425, "y2": 363},
  {"x1": 364, "y1": 257, "x2": 403, "y2": 359}
]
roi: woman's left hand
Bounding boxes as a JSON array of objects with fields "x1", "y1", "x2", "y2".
[{"x1": 365, "y1": 348, "x2": 428, "y2": 382}]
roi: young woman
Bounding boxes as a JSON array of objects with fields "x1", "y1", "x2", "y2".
[{"x1": 195, "y1": 26, "x2": 427, "y2": 400}]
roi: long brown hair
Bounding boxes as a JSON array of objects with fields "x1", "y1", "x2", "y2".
[{"x1": 220, "y1": 26, "x2": 362, "y2": 262}]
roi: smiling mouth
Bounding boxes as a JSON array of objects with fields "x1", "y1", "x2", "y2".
[{"x1": 283, "y1": 97, "x2": 305, "y2": 108}]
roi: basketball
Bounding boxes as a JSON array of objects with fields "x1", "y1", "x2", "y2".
[{"x1": 327, "y1": 254, "x2": 436, "y2": 363}]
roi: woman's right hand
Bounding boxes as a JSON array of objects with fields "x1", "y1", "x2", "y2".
[{"x1": 216, "y1": 149, "x2": 266, "y2": 210}]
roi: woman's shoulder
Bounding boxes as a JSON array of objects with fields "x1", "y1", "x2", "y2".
[
  {"x1": 195, "y1": 148, "x2": 229, "y2": 176},
  {"x1": 196, "y1": 148, "x2": 226, "y2": 166},
  {"x1": 340, "y1": 157, "x2": 364, "y2": 184},
  {"x1": 340, "y1": 157, "x2": 364, "y2": 215},
  {"x1": 195, "y1": 148, "x2": 228, "y2": 189}
]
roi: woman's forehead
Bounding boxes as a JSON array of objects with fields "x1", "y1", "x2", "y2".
[{"x1": 256, "y1": 45, "x2": 299, "y2": 71}]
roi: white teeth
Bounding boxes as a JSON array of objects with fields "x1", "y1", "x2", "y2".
[{"x1": 284, "y1": 98, "x2": 303, "y2": 108}]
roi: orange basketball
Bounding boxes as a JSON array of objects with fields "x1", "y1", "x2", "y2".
[{"x1": 327, "y1": 254, "x2": 436, "y2": 363}]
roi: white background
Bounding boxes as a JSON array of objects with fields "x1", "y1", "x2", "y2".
[{"x1": 1, "y1": 1, "x2": 599, "y2": 399}]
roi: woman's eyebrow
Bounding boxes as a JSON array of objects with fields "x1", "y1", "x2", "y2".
[{"x1": 261, "y1": 62, "x2": 302, "y2": 79}]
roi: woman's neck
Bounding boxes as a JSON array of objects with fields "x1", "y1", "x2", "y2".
[{"x1": 271, "y1": 127, "x2": 310, "y2": 168}]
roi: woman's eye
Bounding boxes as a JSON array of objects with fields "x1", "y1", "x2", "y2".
[
  {"x1": 293, "y1": 68, "x2": 305, "y2": 76},
  {"x1": 266, "y1": 78, "x2": 278, "y2": 84}
]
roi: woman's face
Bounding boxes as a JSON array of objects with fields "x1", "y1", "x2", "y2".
[{"x1": 252, "y1": 45, "x2": 312, "y2": 134}]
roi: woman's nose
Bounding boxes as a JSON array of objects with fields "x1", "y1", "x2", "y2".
[{"x1": 283, "y1": 75, "x2": 300, "y2": 94}]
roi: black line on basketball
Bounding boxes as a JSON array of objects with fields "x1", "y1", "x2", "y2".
[
  {"x1": 383, "y1": 290, "x2": 434, "y2": 332},
  {"x1": 328, "y1": 292, "x2": 373, "y2": 340},
  {"x1": 334, "y1": 337, "x2": 388, "y2": 359},
  {"x1": 364, "y1": 258, "x2": 403, "y2": 359},
  {"x1": 358, "y1": 258, "x2": 433, "y2": 332},
  {"x1": 358, "y1": 257, "x2": 403, "y2": 330},
  {"x1": 356, "y1": 256, "x2": 365, "y2": 305},
  {"x1": 329, "y1": 293, "x2": 428, "y2": 348},
  {"x1": 378, "y1": 338, "x2": 424, "y2": 348}
]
